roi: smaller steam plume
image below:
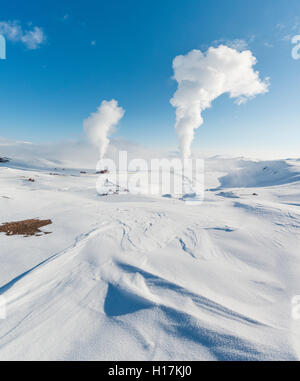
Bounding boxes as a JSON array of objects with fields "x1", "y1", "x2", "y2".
[
  {"x1": 84, "y1": 99, "x2": 125, "y2": 160},
  {"x1": 171, "y1": 45, "x2": 269, "y2": 158}
]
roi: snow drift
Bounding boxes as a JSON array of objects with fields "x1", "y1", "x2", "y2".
[{"x1": 1, "y1": 152, "x2": 300, "y2": 360}]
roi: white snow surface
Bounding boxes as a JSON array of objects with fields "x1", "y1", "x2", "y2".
[{"x1": 1, "y1": 146, "x2": 300, "y2": 360}]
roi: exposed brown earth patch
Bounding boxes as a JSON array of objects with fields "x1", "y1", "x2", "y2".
[{"x1": 0, "y1": 218, "x2": 52, "y2": 237}]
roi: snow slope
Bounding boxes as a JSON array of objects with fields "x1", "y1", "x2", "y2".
[{"x1": 1, "y1": 154, "x2": 300, "y2": 360}]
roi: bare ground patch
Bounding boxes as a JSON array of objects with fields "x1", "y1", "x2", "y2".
[{"x1": 0, "y1": 219, "x2": 52, "y2": 237}]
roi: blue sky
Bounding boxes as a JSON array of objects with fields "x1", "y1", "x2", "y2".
[{"x1": 0, "y1": 0, "x2": 300, "y2": 155}]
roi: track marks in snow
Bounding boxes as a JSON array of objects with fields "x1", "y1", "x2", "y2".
[
  {"x1": 175, "y1": 224, "x2": 235, "y2": 262},
  {"x1": 113, "y1": 209, "x2": 176, "y2": 253},
  {"x1": 234, "y1": 201, "x2": 300, "y2": 232},
  {"x1": 0, "y1": 222, "x2": 114, "y2": 296},
  {"x1": 178, "y1": 237, "x2": 197, "y2": 259}
]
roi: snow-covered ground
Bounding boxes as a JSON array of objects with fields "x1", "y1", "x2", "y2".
[{"x1": 1, "y1": 145, "x2": 300, "y2": 360}]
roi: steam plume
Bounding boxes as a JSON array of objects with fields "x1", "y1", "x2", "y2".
[
  {"x1": 84, "y1": 99, "x2": 125, "y2": 159},
  {"x1": 170, "y1": 45, "x2": 269, "y2": 158}
]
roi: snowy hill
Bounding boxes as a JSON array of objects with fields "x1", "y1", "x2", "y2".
[{"x1": 1, "y1": 147, "x2": 300, "y2": 360}]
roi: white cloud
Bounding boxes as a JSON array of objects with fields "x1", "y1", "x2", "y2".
[
  {"x1": 282, "y1": 34, "x2": 292, "y2": 42},
  {"x1": 263, "y1": 41, "x2": 273, "y2": 48},
  {"x1": 170, "y1": 45, "x2": 269, "y2": 158},
  {"x1": 275, "y1": 18, "x2": 300, "y2": 43},
  {"x1": 0, "y1": 20, "x2": 45, "y2": 49},
  {"x1": 21, "y1": 26, "x2": 45, "y2": 49},
  {"x1": 213, "y1": 38, "x2": 250, "y2": 51},
  {"x1": 229, "y1": 39, "x2": 249, "y2": 51}
]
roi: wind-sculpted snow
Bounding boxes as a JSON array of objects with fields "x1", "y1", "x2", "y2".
[{"x1": 0, "y1": 157, "x2": 300, "y2": 360}]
